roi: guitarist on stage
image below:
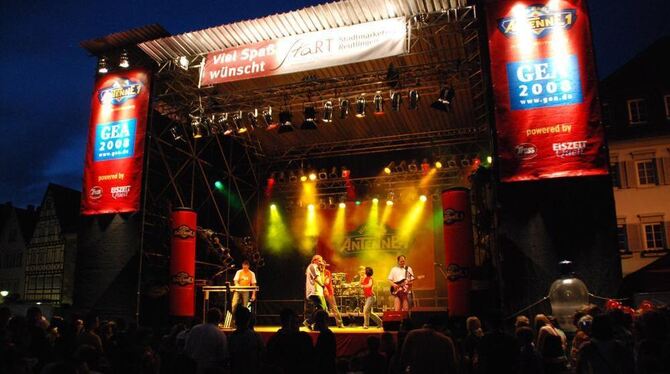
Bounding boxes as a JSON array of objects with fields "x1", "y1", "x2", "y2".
[{"x1": 387, "y1": 255, "x2": 415, "y2": 311}]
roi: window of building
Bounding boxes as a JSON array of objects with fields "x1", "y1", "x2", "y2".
[
  {"x1": 627, "y1": 98, "x2": 648, "y2": 124},
  {"x1": 636, "y1": 160, "x2": 658, "y2": 186},
  {"x1": 610, "y1": 163, "x2": 621, "y2": 188},
  {"x1": 665, "y1": 95, "x2": 670, "y2": 119},
  {"x1": 643, "y1": 223, "x2": 666, "y2": 250},
  {"x1": 617, "y1": 224, "x2": 629, "y2": 253}
]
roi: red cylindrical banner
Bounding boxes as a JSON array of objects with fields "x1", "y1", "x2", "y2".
[
  {"x1": 441, "y1": 188, "x2": 475, "y2": 316},
  {"x1": 170, "y1": 208, "x2": 197, "y2": 317}
]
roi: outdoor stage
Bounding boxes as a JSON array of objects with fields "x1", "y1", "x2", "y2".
[{"x1": 222, "y1": 326, "x2": 392, "y2": 357}]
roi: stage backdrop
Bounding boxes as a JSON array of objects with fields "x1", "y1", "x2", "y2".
[
  {"x1": 486, "y1": 0, "x2": 607, "y2": 182},
  {"x1": 81, "y1": 69, "x2": 151, "y2": 215},
  {"x1": 264, "y1": 200, "x2": 435, "y2": 293}
]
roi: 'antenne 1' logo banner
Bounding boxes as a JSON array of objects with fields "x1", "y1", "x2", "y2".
[
  {"x1": 200, "y1": 17, "x2": 407, "y2": 86},
  {"x1": 486, "y1": 0, "x2": 608, "y2": 181},
  {"x1": 81, "y1": 69, "x2": 151, "y2": 215}
]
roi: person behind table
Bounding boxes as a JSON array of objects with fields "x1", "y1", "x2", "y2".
[
  {"x1": 322, "y1": 263, "x2": 344, "y2": 328},
  {"x1": 387, "y1": 255, "x2": 415, "y2": 311},
  {"x1": 304, "y1": 255, "x2": 327, "y2": 330},
  {"x1": 231, "y1": 260, "x2": 257, "y2": 313},
  {"x1": 360, "y1": 267, "x2": 383, "y2": 329}
]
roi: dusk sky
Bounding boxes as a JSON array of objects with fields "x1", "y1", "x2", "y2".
[{"x1": 1, "y1": 0, "x2": 669, "y2": 208}]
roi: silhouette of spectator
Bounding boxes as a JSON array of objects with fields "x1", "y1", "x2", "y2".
[
  {"x1": 185, "y1": 308, "x2": 228, "y2": 373},
  {"x1": 266, "y1": 308, "x2": 314, "y2": 373},
  {"x1": 313, "y1": 309, "x2": 336, "y2": 374},
  {"x1": 229, "y1": 306, "x2": 264, "y2": 374},
  {"x1": 570, "y1": 315, "x2": 592, "y2": 367},
  {"x1": 400, "y1": 316, "x2": 458, "y2": 373},
  {"x1": 576, "y1": 314, "x2": 633, "y2": 374},
  {"x1": 463, "y1": 316, "x2": 484, "y2": 373},
  {"x1": 476, "y1": 312, "x2": 519, "y2": 374},
  {"x1": 635, "y1": 310, "x2": 670, "y2": 374},
  {"x1": 76, "y1": 312, "x2": 104, "y2": 354},
  {"x1": 360, "y1": 335, "x2": 386, "y2": 374},
  {"x1": 535, "y1": 314, "x2": 567, "y2": 374},
  {"x1": 516, "y1": 326, "x2": 543, "y2": 374}
]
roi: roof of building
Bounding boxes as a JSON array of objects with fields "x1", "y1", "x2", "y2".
[
  {"x1": 0, "y1": 203, "x2": 39, "y2": 243},
  {"x1": 45, "y1": 184, "x2": 81, "y2": 234}
]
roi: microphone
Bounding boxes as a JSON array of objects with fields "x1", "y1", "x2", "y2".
[{"x1": 434, "y1": 262, "x2": 442, "y2": 267}]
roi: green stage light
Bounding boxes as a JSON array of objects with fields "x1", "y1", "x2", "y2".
[{"x1": 214, "y1": 181, "x2": 224, "y2": 190}]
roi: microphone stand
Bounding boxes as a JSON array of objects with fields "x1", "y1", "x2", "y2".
[{"x1": 435, "y1": 263, "x2": 449, "y2": 280}]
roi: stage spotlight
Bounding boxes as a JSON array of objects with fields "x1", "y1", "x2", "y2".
[
  {"x1": 355, "y1": 200, "x2": 361, "y2": 205},
  {"x1": 355, "y1": 95, "x2": 366, "y2": 118},
  {"x1": 318, "y1": 169, "x2": 328, "y2": 180},
  {"x1": 261, "y1": 107, "x2": 275, "y2": 130},
  {"x1": 339, "y1": 202, "x2": 346, "y2": 209},
  {"x1": 308, "y1": 172, "x2": 317, "y2": 181},
  {"x1": 386, "y1": 200, "x2": 394, "y2": 206},
  {"x1": 308, "y1": 203, "x2": 315, "y2": 211},
  {"x1": 431, "y1": 86, "x2": 455, "y2": 112},
  {"x1": 419, "y1": 195, "x2": 427, "y2": 202},
  {"x1": 170, "y1": 126, "x2": 184, "y2": 141},
  {"x1": 270, "y1": 203, "x2": 277, "y2": 210},
  {"x1": 243, "y1": 110, "x2": 258, "y2": 133},
  {"x1": 277, "y1": 171, "x2": 286, "y2": 183},
  {"x1": 97, "y1": 56, "x2": 108, "y2": 74},
  {"x1": 372, "y1": 198, "x2": 379, "y2": 204},
  {"x1": 339, "y1": 99, "x2": 350, "y2": 119},
  {"x1": 383, "y1": 162, "x2": 395, "y2": 175},
  {"x1": 395, "y1": 161, "x2": 407, "y2": 173},
  {"x1": 301, "y1": 106, "x2": 318, "y2": 130},
  {"x1": 278, "y1": 110, "x2": 294, "y2": 133},
  {"x1": 323, "y1": 101, "x2": 334, "y2": 123},
  {"x1": 421, "y1": 159, "x2": 431, "y2": 173},
  {"x1": 191, "y1": 116, "x2": 206, "y2": 139},
  {"x1": 409, "y1": 89, "x2": 420, "y2": 110},
  {"x1": 231, "y1": 112, "x2": 245, "y2": 133},
  {"x1": 288, "y1": 171, "x2": 298, "y2": 183},
  {"x1": 390, "y1": 91, "x2": 402, "y2": 111},
  {"x1": 319, "y1": 199, "x2": 328, "y2": 209},
  {"x1": 329, "y1": 167, "x2": 338, "y2": 178},
  {"x1": 408, "y1": 160, "x2": 418, "y2": 173},
  {"x1": 119, "y1": 49, "x2": 130, "y2": 68},
  {"x1": 328, "y1": 197, "x2": 336, "y2": 209},
  {"x1": 178, "y1": 56, "x2": 189, "y2": 70},
  {"x1": 486, "y1": 155, "x2": 493, "y2": 165},
  {"x1": 214, "y1": 180, "x2": 224, "y2": 190},
  {"x1": 300, "y1": 175, "x2": 308, "y2": 182},
  {"x1": 435, "y1": 161, "x2": 443, "y2": 169},
  {"x1": 447, "y1": 160, "x2": 458, "y2": 169},
  {"x1": 374, "y1": 92, "x2": 384, "y2": 115},
  {"x1": 341, "y1": 167, "x2": 350, "y2": 178},
  {"x1": 216, "y1": 113, "x2": 233, "y2": 136}
]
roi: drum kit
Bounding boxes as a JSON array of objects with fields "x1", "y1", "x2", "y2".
[{"x1": 330, "y1": 272, "x2": 364, "y2": 313}]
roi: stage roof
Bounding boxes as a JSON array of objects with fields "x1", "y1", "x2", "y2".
[{"x1": 133, "y1": 0, "x2": 488, "y2": 163}]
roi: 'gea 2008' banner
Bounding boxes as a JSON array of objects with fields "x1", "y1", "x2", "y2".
[
  {"x1": 486, "y1": 0, "x2": 608, "y2": 181},
  {"x1": 200, "y1": 17, "x2": 407, "y2": 86},
  {"x1": 81, "y1": 69, "x2": 150, "y2": 215}
]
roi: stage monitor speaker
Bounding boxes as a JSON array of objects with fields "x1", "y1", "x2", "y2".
[
  {"x1": 409, "y1": 307, "x2": 449, "y2": 328},
  {"x1": 382, "y1": 311, "x2": 408, "y2": 331}
]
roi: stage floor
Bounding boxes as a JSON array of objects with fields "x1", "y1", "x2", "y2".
[{"x1": 223, "y1": 325, "x2": 392, "y2": 357}]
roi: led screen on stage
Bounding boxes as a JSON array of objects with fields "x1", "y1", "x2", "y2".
[
  {"x1": 486, "y1": 0, "x2": 608, "y2": 181},
  {"x1": 81, "y1": 69, "x2": 151, "y2": 215}
]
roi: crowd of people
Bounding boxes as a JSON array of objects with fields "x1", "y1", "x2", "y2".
[{"x1": 1, "y1": 301, "x2": 669, "y2": 374}]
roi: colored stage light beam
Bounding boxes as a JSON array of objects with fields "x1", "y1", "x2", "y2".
[
  {"x1": 380, "y1": 201, "x2": 393, "y2": 227},
  {"x1": 265, "y1": 177, "x2": 275, "y2": 198},
  {"x1": 365, "y1": 199, "x2": 380, "y2": 236},
  {"x1": 301, "y1": 181, "x2": 317, "y2": 207},
  {"x1": 266, "y1": 204, "x2": 292, "y2": 253},
  {"x1": 419, "y1": 168, "x2": 437, "y2": 189},
  {"x1": 300, "y1": 203, "x2": 319, "y2": 253},
  {"x1": 213, "y1": 180, "x2": 241, "y2": 209},
  {"x1": 331, "y1": 202, "x2": 346, "y2": 247},
  {"x1": 343, "y1": 168, "x2": 356, "y2": 200},
  {"x1": 398, "y1": 197, "x2": 427, "y2": 242}
]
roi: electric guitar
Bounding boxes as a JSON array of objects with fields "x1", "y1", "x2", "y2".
[{"x1": 390, "y1": 275, "x2": 425, "y2": 296}]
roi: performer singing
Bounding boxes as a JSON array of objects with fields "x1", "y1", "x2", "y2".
[
  {"x1": 322, "y1": 264, "x2": 344, "y2": 328},
  {"x1": 304, "y1": 255, "x2": 327, "y2": 330},
  {"x1": 388, "y1": 255, "x2": 415, "y2": 311},
  {"x1": 231, "y1": 260, "x2": 257, "y2": 312},
  {"x1": 360, "y1": 267, "x2": 383, "y2": 329}
]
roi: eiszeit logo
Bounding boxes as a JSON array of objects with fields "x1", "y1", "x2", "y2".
[
  {"x1": 98, "y1": 79, "x2": 142, "y2": 105},
  {"x1": 498, "y1": 4, "x2": 577, "y2": 38},
  {"x1": 171, "y1": 271, "x2": 194, "y2": 287},
  {"x1": 515, "y1": 143, "x2": 538, "y2": 160},
  {"x1": 110, "y1": 185, "x2": 131, "y2": 199},
  {"x1": 552, "y1": 141, "x2": 587, "y2": 158},
  {"x1": 173, "y1": 225, "x2": 196, "y2": 239},
  {"x1": 443, "y1": 208, "x2": 465, "y2": 225},
  {"x1": 89, "y1": 186, "x2": 103, "y2": 200}
]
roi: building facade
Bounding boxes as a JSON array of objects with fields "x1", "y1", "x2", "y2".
[
  {"x1": 601, "y1": 37, "x2": 670, "y2": 277},
  {"x1": 0, "y1": 203, "x2": 37, "y2": 297},
  {"x1": 23, "y1": 184, "x2": 80, "y2": 304}
]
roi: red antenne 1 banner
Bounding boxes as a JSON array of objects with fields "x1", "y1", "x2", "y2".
[
  {"x1": 81, "y1": 69, "x2": 151, "y2": 215},
  {"x1": 485, "y1": 0, "x2": 608, "y2": 181}
]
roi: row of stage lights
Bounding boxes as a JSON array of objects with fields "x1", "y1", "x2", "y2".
[
  {"x1": 172, "y1": 87, "x2": 456, "y2": 140},
  {"x1": 270, "y1": 194, "x2": 429, "y2": 211},
  {"x1": 97, "y1": 51, "x2": 130, "y2": 73}
]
